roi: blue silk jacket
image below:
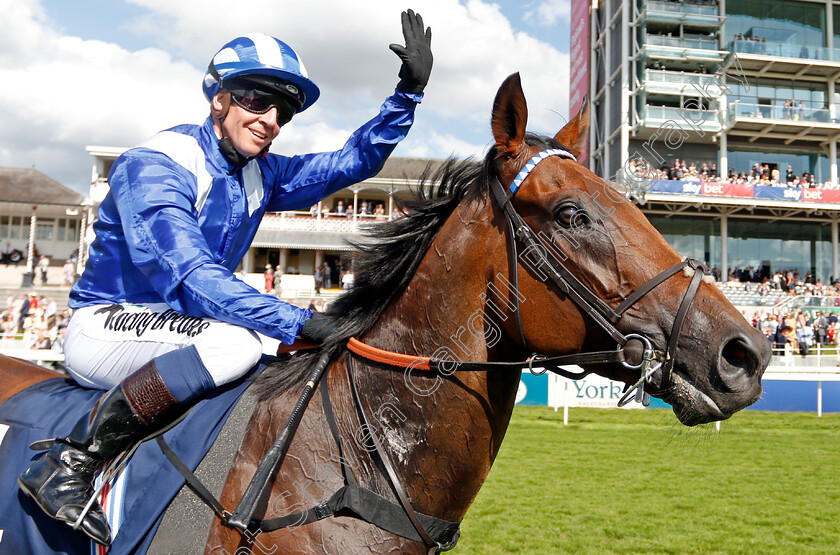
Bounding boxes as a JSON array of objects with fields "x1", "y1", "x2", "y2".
[{"x1": 70, "y1": 91, "x2": 420, "y2": 344}]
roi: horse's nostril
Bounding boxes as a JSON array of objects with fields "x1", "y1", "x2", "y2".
[
  {"x1": 716, "y1": 336, "x2": 765, "y2": 391},
  {"x1": 722, "y1": 339, "x2": 748, "y2": 367}
]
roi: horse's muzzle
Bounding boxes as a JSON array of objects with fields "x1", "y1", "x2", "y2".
[{"x1": 711, "y1": 329, "x2": 771, "y2": 408}]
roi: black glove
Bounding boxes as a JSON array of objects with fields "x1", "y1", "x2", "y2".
[
  {"x1": 299, "y1": 312, "x2": 338, "y2": 345},
  {"x1": 389, "y1": 9, "x2": 433, "y2": 95}
]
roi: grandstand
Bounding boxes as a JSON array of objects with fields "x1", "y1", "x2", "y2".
[
  {"x1": 716, "y1": 281, "x2": 768, "y2": 308},
  {"x1": 78, "y1": 1, "x2": 840, "y2": 305},
  {"x1": 576, "y1": 0, "x2": 840, "y2": 290}
]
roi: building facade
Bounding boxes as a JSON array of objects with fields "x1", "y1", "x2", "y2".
[
  {"x1": 577, "y1": 0, "x2": 840, "y2": 281},
  {"x1": 0, "y1": 167, "x2": 84, "y2": 269},
  {"x1": 84, "y1": 147, "x2": 440, "y2": 283}
]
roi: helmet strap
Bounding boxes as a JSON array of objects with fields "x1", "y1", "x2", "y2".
[
  {"x1": 213, "y1": 93, "x2": 251, "y2": 171},
  {"x1": 217, "y1": 117, "x2": 271, "y2": 172}
]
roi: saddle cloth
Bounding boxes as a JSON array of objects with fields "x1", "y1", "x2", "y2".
[{"x1": 0, "y1": 359, "x2": 267, "y2": 555}]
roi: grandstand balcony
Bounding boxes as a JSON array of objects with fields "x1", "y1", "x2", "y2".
[
  {"x1": 251, "y1": 211, "x2": 391, "y2": 251},
  {"x1": 637, "y1": 0, "x2": 723, "y2": 29},
  {"x1": 634, "y1": 104, "x2": 721, "y2": 140},
  {"x1": 640, "y1": 33, "x2": 726, "y2": 65},
  {"x1": 724, "y1": 100, "x2": 840, "y2": 144},
  {"x1": 641, "y1": 68, "x2": 725, "y2": 96},
  {"x1": 722, "y1": 39, "x2": 840, "y2": 79}
]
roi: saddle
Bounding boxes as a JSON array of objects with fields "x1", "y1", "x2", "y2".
[{"x1": 0, "y1": 360, "x2": 263, "y2": 555}]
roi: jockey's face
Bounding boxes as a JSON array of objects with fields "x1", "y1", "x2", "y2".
[{"x1": 211, "y1": 91, "x2": 284, "y2": 158}]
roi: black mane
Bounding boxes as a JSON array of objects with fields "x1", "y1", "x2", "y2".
[{"x1": 253, "y1": 134, "x2": 564, "y2": 399}]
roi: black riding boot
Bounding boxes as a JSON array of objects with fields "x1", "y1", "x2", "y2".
[{"x1": 18, "y1": 360, "x2": 181, "y2": 545}]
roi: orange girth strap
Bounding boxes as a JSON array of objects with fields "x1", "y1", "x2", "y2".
[{"x1": 346, "y1": 337, "x2": 432, "y2": 371}]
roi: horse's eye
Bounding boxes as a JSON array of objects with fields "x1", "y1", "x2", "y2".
[{"x1": 555, "y1": 204, "x2": 589, "y2": 229}]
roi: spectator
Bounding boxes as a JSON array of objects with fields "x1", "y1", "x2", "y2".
[
  {"x1": 17, "y1": 293, "x2": 32, "y2": 333},
  {"x1": 314, "y1": 264, "x2": 322, "y2": 295},
  {"x1": 274, "y1": 265, "x2": 283, "y2": 297},
  {"x1": 63, "y1": 259, "x2": 75, "y2": 287},
  {"x1": 264, "y1": 264, "x2": 274, "y2": 293},
  {"x1": 37, "y1": 255, "x2": 49, "y2": 286},
  {"x1": 814, "y1": 310, "x2": 828, "y2": 345},
  {"x1": 33, "y1": 330, "x2": 52, "y2": 350},
  {"x1": 342, "y1": 268, "x2": 355, "y2": 291},
  {"x1": 795, "y1": 313, "x2": 814, "y2": 356}
]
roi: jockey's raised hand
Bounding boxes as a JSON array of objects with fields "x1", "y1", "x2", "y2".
[
  {"x1": 18, "y1": 20, "x2": 431, "y2": 546},
  {"x1": 390, "y1": 9, "x2": 433, "y2": 95}
]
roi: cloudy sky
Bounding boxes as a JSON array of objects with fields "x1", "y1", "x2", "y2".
[{"x1": 1, "y1": 0, "x2": 571, "y2": 195}]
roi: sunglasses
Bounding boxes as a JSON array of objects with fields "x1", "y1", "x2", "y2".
[{"x1": 228, "y1": 87, "x2": 295, "y2": 125}]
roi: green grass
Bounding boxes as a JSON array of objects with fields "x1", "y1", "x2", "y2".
[{"x1": 457, "y1": 407, "x2": 840, "y2": 554}]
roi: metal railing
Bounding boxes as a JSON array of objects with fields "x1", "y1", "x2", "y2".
[
  {"x1": 729, "y1": 39, "x2": 840, "y2": 62},
  {"x1": 643, "y1": 105, "x2": 721, "y2": 128},
  {"x1": 645, "y1": 34, "x2": 718, "y2": 50},
  {"x1": 646, "y1": 0, "x2": 719, "y2": 17},
  {"x1": 643, "y1": 68, "x2": 724, "y2": 90},
  {"x1": 770, "y1": 344, "x2": 839, "y2": 367},
  {"x1": 727, "y1": 101, "x2": 833, "y2": 124},
  {"x1": 261, "y1": 211, "x2": 391, "y2": 234}
]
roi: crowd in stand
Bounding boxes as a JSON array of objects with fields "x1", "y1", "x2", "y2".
[
  {"x1": 629, "y1": 157, "x2": 837, "y2": 189},
  {"x1": 722, "y1": 265, "x2": 840, "y2": 298},
  {"x1": 308, "y1": 200, "x2": 401, "y2": 220},
  {"x1": 720, "y1": 266, "x2": 840, "y2": 356},
  {"x1": 0, "y1": 293, "x2": 70, "y2": 350},
  {"x1": 749, "y1": 308, "x2": 837, "y2": 357}
]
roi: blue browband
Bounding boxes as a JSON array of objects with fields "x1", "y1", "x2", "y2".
[{"x1": 508, "y1": 148, "x2": 576, "y2": 195}]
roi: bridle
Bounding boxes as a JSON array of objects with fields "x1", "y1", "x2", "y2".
[
  {"x1": 487, "y1": 148, "x2": 712, "y2": 404},
  {"x1": 163, "y1": 148, "x2": 714, "y2": 554}
]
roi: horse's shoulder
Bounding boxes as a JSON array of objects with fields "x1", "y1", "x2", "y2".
[
  {"x1": 0, "y1": 354, "x2": 65, "y2": 405},
  {"x1": 149, "y1": 387, "x2": 260, "y2": 552}
]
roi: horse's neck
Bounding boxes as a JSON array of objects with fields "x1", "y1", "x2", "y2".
[{"x1": 351, "y1": 199, "x2": 523, "y2": 522}]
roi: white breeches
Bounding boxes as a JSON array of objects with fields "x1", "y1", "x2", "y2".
[{"x1": 63, "y1": 303, "x2": 264, "y2": 390}]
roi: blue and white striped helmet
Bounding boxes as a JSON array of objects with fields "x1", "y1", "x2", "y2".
[{"x1": 203, "y1": 33, "x2": 320, "y2": 112}]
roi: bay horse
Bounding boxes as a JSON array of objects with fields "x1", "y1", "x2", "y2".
[{"x1": 0, "y1": 73, "x2": 770, "y2": 554}]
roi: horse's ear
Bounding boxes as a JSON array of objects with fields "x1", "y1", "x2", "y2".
[
  {"x1": 554, "y1": 96, "x2": 590, "y2": 159},
  {"x1": 491, "y1": 73, "x2": 528, "y2": 158}
]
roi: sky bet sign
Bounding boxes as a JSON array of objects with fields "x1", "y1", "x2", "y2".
[{"x1": 649, "y1": 180, "x2": 840, "y2": 203}]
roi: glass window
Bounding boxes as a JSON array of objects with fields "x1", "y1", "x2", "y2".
[
  {"x1": 64, "y1": 219, "x2": 78, "y2": 243},
  {"x1": 729, "y1": 148, "x2": 829, "y2": 184},
  {"x1": 726, "y1": 0, "x2": 826, "y2": 47},
  {"x1": 36, "y1": 219, "x2": 54, "y2": 241},
  {"x1": 10, "y1": 216, "x2": 23, "y2": 239},
  {"x1": 834, "y1": 6, "x2": 840, "y2": 49},
  {"x1": 726, "y1": 219, "x2": 830, "y2": 279},
  {"x1": 648, "y1": 217, "x2": 720, "y2": 268},
  {"x1": 728, "y1": 77, "x2": 825, "y2": 111},
  {"x1": 0, "y1": 216, "x2": 8, "y2": 239},
  {"x1": 652, "y1": 216, "x2": 832, "y2": 280}
]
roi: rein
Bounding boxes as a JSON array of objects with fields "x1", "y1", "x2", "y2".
[
  {"x1": 346, "y1": 149, "x2": 711, "y2": 405},
  {"x1": 157, "y1": 148, "x2": 712, "y2": 553}
]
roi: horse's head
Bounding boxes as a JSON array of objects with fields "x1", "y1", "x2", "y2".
[{"x1": 489, "y1": 73, "x2": 770, "y2": 425}]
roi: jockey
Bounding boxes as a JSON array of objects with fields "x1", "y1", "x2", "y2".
[{"x1": 18, "y1": 10, "x2": 432, "y2": 546}]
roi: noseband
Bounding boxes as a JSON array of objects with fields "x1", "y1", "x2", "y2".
[{"x1": 488, "y1": 148, "x2": 711, "y2": 404}]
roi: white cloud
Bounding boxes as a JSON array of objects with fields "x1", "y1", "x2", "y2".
[
  {"x1": 1, "y1": 0, "x2": 570, "y2": 194},
  {"x1": 524, "y1": 0, "x2": 572, "y2": 26}
]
